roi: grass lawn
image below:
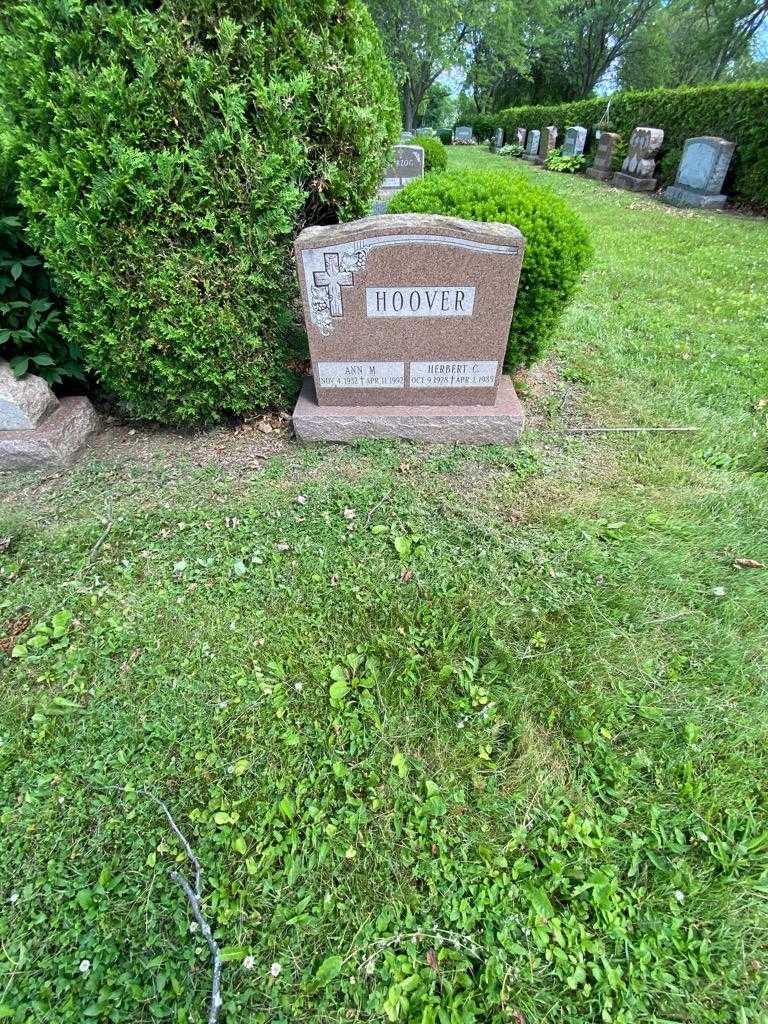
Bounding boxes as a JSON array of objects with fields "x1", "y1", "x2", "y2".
[{"x1": 1, "y1": 147, "x2": 767, "y2": 1024}]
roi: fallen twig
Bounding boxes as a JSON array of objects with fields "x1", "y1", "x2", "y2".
[
  {"x1": 102, "y1": 786, "x2": 222, "y2": 1023},
  {"x1": 364, "y1": 491, "x2": 392, "y2": 528},
  {"x1": 88, "y1": 521, "x2": 113, "y2": 561}
]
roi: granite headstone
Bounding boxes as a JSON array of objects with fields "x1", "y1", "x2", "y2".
[
  {"x1": 454, "y1": 126, "x2": 473, "y2": 143},
  {"x1": 0, "y1": 360, "x2": 98, "y2": 471},
  {"x1": 612, "y1": 127, "x2": 664, "y2": 192},
  {"x1": 562, "y1": 125, "x2": 587, "y2": 157},
  {"x1": 662, "y1": 136, "x2": 735, "y2": 209},
  {"x1": 292, "y1": 214, "x2": 526, "y2": 443},
  {"x1": 372, "y1": 144, "x2": 424, "y2": 214},
  {"x1": 522, "y1": 130, "x2": 540, "y2": 161},
  {"x1": 493, "y1": 128, "x2": 504, "y2": 150},
  {"x1": 515, "y1": 128, "x2": 527, "y2": 148},
  {"x1": 586, "y1": 131, "x2": 620, "y2": 181}
]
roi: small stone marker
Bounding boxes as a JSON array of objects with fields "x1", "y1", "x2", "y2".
[
  {"x1": 493, "y1": 128, "x2": 504, "y2": 149},
  {"x1": 516, "y1": 128, "x2": 527, "y2": 148},
  {"x1": 522, "y1": 130, "x2": 540, "y2": 161},
  {"x1": 372, "y1": 144, "x2": 424, "y2": 214},
  {"x1": 0, "y1": 360, "x2": 98, "y2": 471},
  {"x1": 612, "y1": 126, "x2": 664, "y2": 192},
  {"x1": 454, "y1": 126, "x2": 473, "y2": 143},
  {"x1": 292, "y1": 213, "x2": 526, "y2": 443},
  {"x1": 662, "y1": 136, "x2": 735, "y2": 209},
  {"x1": 562, "y1": 125, "x2": 587, "y2": 157},
  {"x1": 586, "y1": 131, "x2": 620, "y2": 181}
]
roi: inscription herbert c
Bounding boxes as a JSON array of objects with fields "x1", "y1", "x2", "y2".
[{"x1": 366, "y1": 286, "x2": 475, "y2": 318}]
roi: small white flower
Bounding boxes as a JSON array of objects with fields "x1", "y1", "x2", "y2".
[
  {"x1": 711, "y1": 586, "x2": 726, "y2": 597},
  {"x1": 243, "y1": 955, "x2": 256, "y2": 971},
  {"x1": 189, "y1": 922, "x2": 199, "y2": 933},
  {"x1": 79, "y1": 959, "x2": 91, "y2": 974},
  {"x1": 294, "y1": 682, "x2": 303, "y2": 692},
  {"x1": 674, "y1": 890, "x2": 685, "y2": 904},
  {"x1": 58, "y1": 796, "x2": 65, "y2": 805},
  {"x1": 8, "y1": 892, "x2": 19, "y2": 904},
  {"x1": 270, "y1": 962, "x2": 282, "y2": 977},
  {"x1": 696, "y1": 832, "x2": 709, "y2": 843}
]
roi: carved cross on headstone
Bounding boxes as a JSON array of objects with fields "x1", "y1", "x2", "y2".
[{"x1": 313, "y1": 252, "x2": 353, "y2": 317}]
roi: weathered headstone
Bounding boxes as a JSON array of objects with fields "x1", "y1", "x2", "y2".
[
  {"x1": 612, "y1": 127, "x2": 664, "y2": 192},
  {"x1": 292, "y1": 214, "x2": 526, "y2": 443},
  {"x1": 515, "y1": 128, "x2": 527, "y2": 148},
  {"x1": 586, "y1": 131, "x2": 620, "y2": 181},
  {"x1": 522, "y1": 130, "x2": 540, "y2": 161},
  {"x1": 662, "y1": 136, "x2": 735, "y2": 209},
  {"x1": 493, "y1": 128, "x2": 504, "y2": 150},
  {"x1": 562, "y1": 125, "x2": 587, "y2": 157},
  {"x1": 454, "y1": 126, "x2": 473, "y2": 143},
  {"x1": 400, "y1": 131, "x2": 414, "y2": 142},
  {"x1": 0, "y1": 360, "x2": 98, "y2": 471},
  {"x1": 372, "y1": 144, "x2": 424, "y2": 214},
  {"x1": 538, "y1": 126, "x2": 558, "y2": 164}
]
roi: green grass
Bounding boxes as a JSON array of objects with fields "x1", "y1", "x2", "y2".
[{"x1": 1, "y1": 147, "x2": 767, "y2": 1024}]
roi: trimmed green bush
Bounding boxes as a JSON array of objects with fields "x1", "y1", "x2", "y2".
[
  {"x1": 0, "y1": 0, "x2": 400, "y2": 423},
  {"x1": 388, "y1": 171, "x2": 591, "y2": 369},
  {"x1": 419, "y1": 136, "x2": 448, "y2": 173},
  {"x1": 463, "y1": 82, "x2": 768, "y2": 206}
]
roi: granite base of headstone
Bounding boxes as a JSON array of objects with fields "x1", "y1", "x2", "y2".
[
  {"x1": 0, "y1": 360, "x2": 99, "y2": 471},
  {"x1": 612, "y1": 126, "x2": 664, "y2": 192},
  {"x1": 662, "y1": 136, "x2": 735, "y2": 209},
  {"x1": 372, "y1": 144, "x2": 424, "y2": 214},
  {"x1": 586, "y1": 131, "x2": 620, "y2": 181},
  {"x1": 291, "y1": 213, "x2": 527, "y2": 444}
]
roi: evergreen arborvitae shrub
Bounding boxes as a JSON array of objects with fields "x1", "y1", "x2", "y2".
[
  {"x1": 419, "y1": 137, "x2": 448, "y2": 173},
  {"x1": 0, "y1": 0, "x2": 400, "y2": 423},
  {"x1": 388, "y1": 171, "x2": 591, "y2": 369}
]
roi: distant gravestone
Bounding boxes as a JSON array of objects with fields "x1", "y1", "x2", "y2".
[
  {"x1": 522, "y1": 129, "x2": 540, "y2": 161},
  {"x1": 291, "y1": 214, "x2": 527, "y2": 443},
  {"x1": 493, "y1": 128, "x2": 504, "y2": 150},
  {"x1": 0, "y1": 360, "x2": 98, "y2": 471},
  {"x1": 515, "y1": 127, "x2": 527, "y2": 148},
  {"x1": 372, "y1": 144, "x2": 424, "y2": 214},
  {"x1": 562, "y1": 125, "x2": 587, "y2": 157},
  {"x1": 662, "y1": 136, "x2": 735, "y2": 209},
  {"x1": 400, "y1": 131, "x2": 414, "y2": 142},
  {"x1": 539, "y1": 126, "x2": 558, "y2": 164},
  {"x1": 454, "y1": 126, "x2": 473, "y2": 143},
  {"x1": 586, "y1": 131, "x2": 620, "y2": 181},
  {"x1": 612, "y1": 127, "x2": 664, "y2": 192}
]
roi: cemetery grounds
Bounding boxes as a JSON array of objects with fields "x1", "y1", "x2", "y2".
[{"x1": 1, "y1": 146, "x2": 767, "y2": 1023}]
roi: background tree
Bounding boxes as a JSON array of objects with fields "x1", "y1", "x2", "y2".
[
  {"x1": 367, "y1": 0, "x2": 466, "y2": 129},
  {"x1": 417, "y1": 81, "x2": 457, "y2": 127},
  {"x1": 619, "y1": 0, "x2": 768, "y2": 89}
]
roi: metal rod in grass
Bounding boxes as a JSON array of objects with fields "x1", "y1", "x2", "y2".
[{"x1": 102, "y1": 786, "x2": 222, "y2": 1024}]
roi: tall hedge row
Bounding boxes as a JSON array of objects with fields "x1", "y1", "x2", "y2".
[
  {"x1": 0, "y1": 0, "x2": 400, "y2": 424},
  {"x1": 464, "y1": 82, "x2": 768, "y2": 207}
]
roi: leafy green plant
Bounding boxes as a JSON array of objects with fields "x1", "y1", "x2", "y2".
[
  {"x1": 0, "y1": 0, "x2": 400, "y2": 423},
  {"x1": 419, "y1": 136, "x2": 448, "y2": 173},
  {"x1": 388, "y1": 170, "x2": 592, "y2": 368},
  {"x1": 0, "y1": 136, "x2": 82, "y2": 385},
  {"x1": 499, "y1": 143, "x2": 524, "y2": 158},
  {"x1": 461, "y1": 81, "x2": 768, "y2": 205},
  {"x1": 545, "y1": 149, "x2": 587, "y2": 173}
]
